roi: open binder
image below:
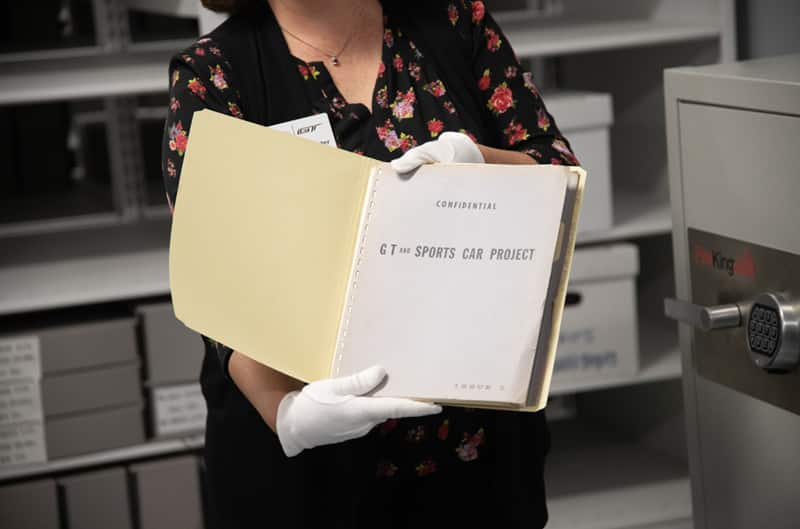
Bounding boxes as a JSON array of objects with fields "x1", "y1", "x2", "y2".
[{"x1": 170, "y1": 110, "x2": 585, "y2": 410}]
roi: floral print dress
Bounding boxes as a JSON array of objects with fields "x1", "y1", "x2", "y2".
[{"x1": 163, "y1": 0, "x2": 574, "y2": 516}]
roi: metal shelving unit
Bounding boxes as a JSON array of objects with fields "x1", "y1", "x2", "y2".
[
  {"x1": 501, "y1": 17, "x2": 720, "y2": 59},
  {"x1": 0, "y1": 191, "x2": 672, "y2": 316},
  {"x1": 541, "y1": 408, "x2": 694, "y2": 528},
  {"x1": 551, "y1": 346, "x2": 681, "y2": 396},
  {"x1": 0, "y1": 53, "x2": 169, "y2": 105},
  {"x1": 124, "y1": 0, "x2": 198, "y2": 18},
  {"x1": 576, "y1": 191, "x2": 672, "y2": 245},
  {"x1": 0, "y1": 435, "x2": 203, "y2": 483}
]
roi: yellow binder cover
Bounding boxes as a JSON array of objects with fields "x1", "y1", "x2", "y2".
[
  {"x1": 170, "y1": 110, "x2": 585, "y2": 410},
  {"x1": 170, "y1": 110, "x2": 375, "y2": 382}
]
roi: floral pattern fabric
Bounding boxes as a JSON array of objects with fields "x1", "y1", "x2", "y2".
[{"x1": 162, "y1": 0, "x2": 573, "y2": 481}]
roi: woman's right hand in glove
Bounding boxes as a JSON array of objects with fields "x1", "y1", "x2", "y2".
[{"x1": 276, "y1": 365, "x2": 442, "y2": 457}]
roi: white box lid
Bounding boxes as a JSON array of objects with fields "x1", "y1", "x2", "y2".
[
  {"x1": 569, "y1": 243, "x2": 639, "y2": 282},
  {"x1": 544, "y1": 91, "x2": 613, "y2": 131}
]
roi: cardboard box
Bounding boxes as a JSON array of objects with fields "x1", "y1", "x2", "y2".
[
  {"x1": 129, "y1": 456, "x2": 204, "y2": 529},
  {"x1": 137, "y1": 303, "x2": 203, "y2": 385},
  {"x1": 59, "y1": 467, "x2": 133, "y2": 529},
  {"x1": 0, "y1": 479, "x2": 60, "y2": 529},
  {"x1": 546, "y1": 91, "x2": 614, "y2": 233},
  {"x1": 553, "y1": 243, "x2": 639, "y2": 382},
  {"x1": 2, "y1": 317, "x2": 139, "y2": 375},
  {"x1": 46, "y1": 403, "x2": 145, "y2": 459},
  {"x1": 42, "y1": 362, "x2": 141, "y2": 417},
  {"x1": 149, "y1": 382, "x2": 206, "y2": 438}
]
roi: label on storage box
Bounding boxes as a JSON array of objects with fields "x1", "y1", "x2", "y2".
[
  {"x1": 0, "y1": 421, "x2": 47, "y2": 466},
  {"x1": 0, "y1": 336, "x2": 47, "y2": 466},
  {"x1": 0, "y1": 336, "x2": 41, "y2": 382},
  {"x1": 554, "y1": 352, "x2": 619, "y2": 373},
  {"x1": 554, "y1": 329, "x2": 619, "y2": 374},
  {"x1": 0, "y1": 380, "x2": 44, "y2": 426},
  {"x1": 153, "y1": 383, "x2": 207, "y2": 437}
]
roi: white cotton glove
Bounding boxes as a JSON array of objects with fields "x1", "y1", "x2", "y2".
[
  {"x1": 276, "y1": 365, "x2": 441, "y2": 457},
  {"x1": 390, "y1": 131, "x2": 484, "y2": 174}
]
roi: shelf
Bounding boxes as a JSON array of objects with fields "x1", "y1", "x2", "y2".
[
  {"x1": 0, "y1": 52, "x2": 171, "y2": 106},
  {"x1": 0, "y1": 222, "x2": 171, "y2": 316},
  {"x1": 550, "y1": 305, "x2": 682, "y2": 396},
  {"x1": 550, "y1": 341, "x2": 681, "y2": 396},
  {"x1": 0, "y1": 249, "x2": 169, "y2": 316},
  {"x1": 501, "y1": 17, "x2": 721, "y2": 59},
  {"x1": 546, "y1": 420, "x2": 691, "y2": 529},
  {"x1": 0, "y1": 427, "x2": 693, "y2": 529},
  {"x1": 125, "y1": 0, "x2": 198, "y2": 18},
  {"x1": 0, "y1": 46, "x2": 107, "y2": 65},
  {"x1": 0, "y1": 435, "x2": 203, "y2": 483},
  {"x1": 548, "y1": 472, "x2": 690, "y2": 529},
  {"x1": 0, "y1": 17, "x2": 722, "y2": 106},
  {"x1": 550, "y1": 347, "x2": 680, "y2": 397},
  {"x1": 0, "y1": 205, "x2": 670, "y2": 317},
  {"x1": 577, "y1": 191, "x2": 673, "y2": 245}
]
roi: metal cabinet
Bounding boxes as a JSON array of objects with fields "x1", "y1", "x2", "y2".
[{"x1": 665, "y1": 54, "x2": 800, "y2": 529}]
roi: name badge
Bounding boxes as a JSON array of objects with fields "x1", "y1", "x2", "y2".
[{"x1": 270, "y1": 113, "x2": 336, "y2": 148}]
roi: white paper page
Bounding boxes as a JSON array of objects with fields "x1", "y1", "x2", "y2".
[{"x1": 333, "y1": 164, "x2": 568, "y2": 405}]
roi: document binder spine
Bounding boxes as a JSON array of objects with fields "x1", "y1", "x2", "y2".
[
  {"x1": 528, "y1": 167, "x2": 585, "y2": 409},
  {"x1": 332, "y1": 168, "x2": 382, "y2": 377}
]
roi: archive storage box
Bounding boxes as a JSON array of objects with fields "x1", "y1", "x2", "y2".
[
  {"x1": 1, "y1": 317, "x2": 144, "y2": 463},
  {"x1": 46, "y1": 404, "x2": 145, "y2": 459},
  {"x1": 553, "y1": 243, "x2": 639, "y2": 383},
  {"x1": 545, "y1": 91, "x2": 614, "y2": 233},
  {"x1": 138, "y1": 302, "x2": 206, "y2": 437},
  {"x1": 35, "y1": 318, "x2": 145, "y2": 459},
  {"x1": 129, "y1": 456, "x2": 204, "y2": 529},
  {"x1": 41, "y1": 362, "x2": 142, "y2": 417},
  {"x1": 0, "y1": 478, "x2": 60, "y2": 529},
  {"x1": 33, "y1": 318, "x2": 142, "y2": 426},
  {"x1": 58, "y1": 467, "x2": 134, "y2": 529},
  {"x1": 10, "y1": 317, "x2": 139, "y2": 374},
  {"x1": 137, "y1": 302, "x2": 203, "y2": 385}
]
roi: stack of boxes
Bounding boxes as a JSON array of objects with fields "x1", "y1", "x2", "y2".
[
  {"x1": 554, "y1": 244, "x2": 640, "y2": 384},
  {"x1": 545, "y1": 91, "x2": 614, "y2": 234},
  {"x1": 0, "y1": 303, "x2": 209, "y2": 528},
  {"x1": 39, "y1": 319, "x2": 144, "y2": 459},
  {"x1": 0, "y1": 455, "x2": 207, "y2": 529},
  {"x1": 1, "y1": 302, "x2": 206, "y2": 470},
  {"x1": 137, "y1": 302, "x2": 206, "y2": 439},
  {"x1": 0, "y1": 318, "x2": 145, "y2": 466},
  {"x1": 544, "y1": 91, "x2": 642, "y2": 385}
]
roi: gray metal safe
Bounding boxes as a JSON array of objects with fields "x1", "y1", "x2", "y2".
[{"x1": 664, "y1": 55, "x2": 800, "y2": 528}]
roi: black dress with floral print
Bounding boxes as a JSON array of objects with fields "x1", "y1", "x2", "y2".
[
  {"x1": 163, "y1": 2, "x2": 574, "y2": 526},
  {"x1": 164, "y1": 2, "x2": 576, "y2": 207}
]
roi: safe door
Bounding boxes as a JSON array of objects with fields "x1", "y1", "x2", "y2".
[{"x1": 664, "y1": 55, "x2": 800, "y2": 529}]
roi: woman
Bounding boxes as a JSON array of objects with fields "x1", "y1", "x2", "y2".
[{"x1": 162, "y1": 1, "x2": 578, "y2": 527}]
